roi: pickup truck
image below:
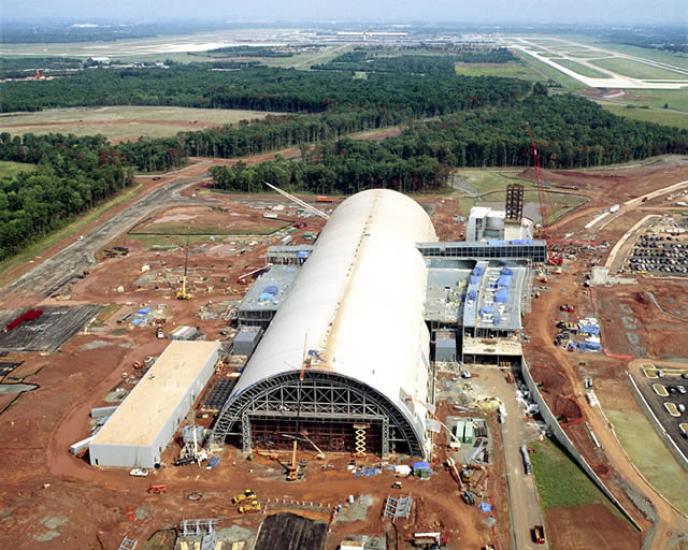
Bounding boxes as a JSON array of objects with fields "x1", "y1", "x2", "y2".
[{"x1": 531, "y1": 525, "x2": 546, "y2": 544}]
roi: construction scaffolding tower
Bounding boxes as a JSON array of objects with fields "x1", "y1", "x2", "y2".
[
  {"x1": 118, "y1": 537, "x2": 138, "y2": 550},
  {"x1": 505, "y1": 183, "x2": 525, "y2": 222}
]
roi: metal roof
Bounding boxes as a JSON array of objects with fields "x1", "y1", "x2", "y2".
[
  {"x1": 462, "y1": 263, "x2": 526, "y2": 331},
  {"x1": 236, "y1": 264, "x2": 300, "y2": 312},
  {"x1": 229, "y1": 189, "x2": 438, "y2": 452},
  {"x1": 90, "y1": 340, "x2": 220, "y2": 447}
]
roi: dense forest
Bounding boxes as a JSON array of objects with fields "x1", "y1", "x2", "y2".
[
  {"x1": 0, "y1": 64, "x2": 531, "y2": 114},
  {"x1": 0, "y1": 133, "x2": 135, "y2": 261},
  {"x1": 312, "y1": 47, "x2": 516, "y2": 74},
  {"x1": 209, "y1": 94, "x2": 688, "y2": 194}
]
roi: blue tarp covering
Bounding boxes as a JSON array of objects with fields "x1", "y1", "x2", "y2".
[
  {"x1": 501, "y1": 267, "x2": 513, "y2": 276},
  {"x1": 509, "y1": 239, "x2": 534, "y2": 245},
  {"x1": 472, "y1": 265, "x2": 484, "y2": 276},
  {"x1": 495, "y1": 288, "x2": 509, "y2": 303},
  {"x1": 136, "y1": 307, "x2": 151, "y2": 315},
  {"x1": 497, "y1": 275, "x2": 512, "y2": 287},
  {"x1": 470, "y1": 275, "x2": 481, "y2": 285},
  {"x1": 413, "y1": 461, "x2": 431, "y2": 470},
  {"x1": 263, "y1": 285, "x2": 279, "y2": 295},
  {"x1": 467, "y1": 289, "x2": 477, "y2": 300},
  {"x1": 579, "y1": 324, "x2": 600, "y2": 335},
  {"x1": 479, "y1": 502, "x2": 493, "y2": 513},
  {"x1": 258, "y1": 293, "x2": 276, "y2": 302},
  {"x1": 487, "y1": 240, "x2": 507, "y2": 246},
  {"x1": 581, "y1": 341, "x2": 602, "y2": 351},
  {"x1": 296, "y1": 250, "x2": 310, "y2": 258},
  {"x1": 480, "y1": 305, "x2": 495, "y2": 315},
  {"x1": 208, "y1": 456, "x2": 220, "y2": 468}
]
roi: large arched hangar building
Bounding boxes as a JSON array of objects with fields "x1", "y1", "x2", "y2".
[{"x1": 213, "y1": 189, "x2": 438, "y2": 458}]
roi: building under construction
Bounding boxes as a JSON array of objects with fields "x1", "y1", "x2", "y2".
[{"x1": 214, "y1": 188, "x2": 541, "y2": 458}]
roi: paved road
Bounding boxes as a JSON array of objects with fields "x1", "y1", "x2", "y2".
[
  {"x1": 472, "y1": 365, "x2": 547, "y2": 550},
  {"x1": 1, "y1": 172, "x2": 208, "y2": 300}
]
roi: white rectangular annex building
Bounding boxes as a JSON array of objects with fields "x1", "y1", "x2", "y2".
[{"x1": 89, "y1": 340, "x2": 220, "y2": 468}]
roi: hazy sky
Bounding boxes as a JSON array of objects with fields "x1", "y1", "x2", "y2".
[{"x1": 4, "y1": 0, "x2": 687, "y2": 25}]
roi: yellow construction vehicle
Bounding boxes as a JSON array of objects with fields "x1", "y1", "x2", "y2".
[
  {"x1": 176, "y1": 238, "x2": 192, "y2": 300},
  {"x1": 231, "y1": 489, "x2": 256, "y2": 504},
  {"x1": 238, "y1": 500, "x2": 262, "y2": 514}
]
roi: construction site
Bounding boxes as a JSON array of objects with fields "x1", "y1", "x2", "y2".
[{"x1": 1, "y1": 150, "x2": 688, "y2": 550}]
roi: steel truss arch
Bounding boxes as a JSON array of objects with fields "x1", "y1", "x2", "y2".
[{"x1": 211, "y1": 371, "x2": 425, "y2": 457}]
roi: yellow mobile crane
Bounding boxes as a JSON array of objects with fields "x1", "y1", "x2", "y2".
[{"x1": 176, "y1": 238, "x2": 192, "y2": 300}]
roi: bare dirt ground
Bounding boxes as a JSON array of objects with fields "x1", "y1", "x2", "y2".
[
  {"x1": 546, "y1": 504, "x2": 641, "y2": 550},
  {"x1": 523, "y1": 160, "x2": 688, "y2": 548},
  {"x1": 2, "y1": 155, "x2": 688, "y2": 548},
  {"x1": 0, "y1": 180, "x2": 491, "y2": 548}
]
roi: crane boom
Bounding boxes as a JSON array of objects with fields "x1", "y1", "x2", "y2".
[
  {"x1": 263, "y1": 182, "x2": 330, "y2": 220},
  {"x1": 526, "y1": 125, "x2": 549, "y2": 234}
]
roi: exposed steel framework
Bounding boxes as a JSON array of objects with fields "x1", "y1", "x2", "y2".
[
  {"x1": 505, "y1": 183, "x2": 525, "y2": 222},
  {"x1": 212, "y1": 370, "x2": 425, "y2": 457}
]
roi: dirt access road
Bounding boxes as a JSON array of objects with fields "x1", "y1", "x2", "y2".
[
  {"x1": 0, "y1": 160, "x2": 220, "y2": 306},
  {"x1": 528, "y1": 270, "x2": 688, "y2": 549},
  {"x1": 473, "y1": 366, "x2": 548, "y2": 550}
]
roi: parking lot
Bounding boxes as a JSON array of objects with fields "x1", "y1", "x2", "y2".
[
  {"x1": 633, "y1": 364, "x2": 688, "y2": 458},
  {"x1": 625, "y1": 233, "x2": 688, "y2": 276}
]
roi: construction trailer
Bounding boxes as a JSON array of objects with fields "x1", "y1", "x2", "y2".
[
  {"x1": 231, "y1": 325, "x2": 264, "y2": 356},
  {"x1": 89, "y1": 340, "x2": 220, "y2": 468}
]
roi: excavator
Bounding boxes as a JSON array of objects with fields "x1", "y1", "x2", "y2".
[{"x1": 176, "y1": 238, "x2": 192, "y2": 300}]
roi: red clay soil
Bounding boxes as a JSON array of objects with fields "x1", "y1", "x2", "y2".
[{"x1": 545, "y1": 504, "x2": 641, "y2": 550}]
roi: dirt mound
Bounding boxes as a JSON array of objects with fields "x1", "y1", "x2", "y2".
[
  {"x1": 552, "y1": 396, "x2": 583, "y2": 423},
  {"x1": 545, "y1": 504, "x2": 640, "y2": 550},
  {"x1": 531, "y1": 364, "x2": 569, "y2": 395}
]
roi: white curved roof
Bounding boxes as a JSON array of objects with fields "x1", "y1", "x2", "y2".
[{"x1": 231, "y1": 189, "x2": 437, "y2": 451}]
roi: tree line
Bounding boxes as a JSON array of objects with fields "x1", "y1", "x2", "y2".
[
  {"x1": 0, "y1": 64, "x2": 531, "y2": 114},
  {"x1": 0, "y1": 133, "x2": 134, "y2": 261},
  {"x1": 209, "y1": 93, "x2": 688, "y2": 194}
]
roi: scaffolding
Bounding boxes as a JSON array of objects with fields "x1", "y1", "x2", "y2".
[
  {"x1": 118, "y1": 537, "x2": 137, "y2": 550},
  {"x1": 383, "y1": 495, "x2": 413, "y2": 519},
  {"x1": 505, "y1": 183, "x2": 525, "y2": 222},
  {"x1": 212, "y1": 371, "x2": 424, "y2": 457}
]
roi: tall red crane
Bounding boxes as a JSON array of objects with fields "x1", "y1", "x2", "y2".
[
  {"x1": 526, "y1": 126, "x2": 565, "y2": 265},
  {"x1": 527, "y1": 125, "x2": 549, "y2": 235}
]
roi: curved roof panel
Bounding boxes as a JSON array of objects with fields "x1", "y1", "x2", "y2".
[{"x1": 229, "y1": 189, "x2": 437, "y2": 452}]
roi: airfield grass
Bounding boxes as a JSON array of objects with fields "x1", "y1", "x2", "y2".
[
  {"x1": 0, "y1": 160, "x2": 36, "y2": 179},
  {"x1": 0, "y1": 106, "x2": 275, "y2": 141},
  {"x1": 0, "y1": 183, "x2": 142, "y2": 279},
  {"x1": 591, "y1": 57, "x2": 688, "y2": 80},
  {"x1": 510, "y1": 50, "x2": 585, "y2": 90},
  {"x1": 454, "y1": 61, "x2": 543, "y2": 80},
  {"x1": 599, "y1": 103, "x2": 688, "y2": 129},
  {"x1": 606, "y1": 409, "x2": 688, "y2": 515},
  {"x1": 555, "y1": 59, "x2": 609, "y2": 78},
  {"x1": 531, "y1": 438, "x2": 617, "y2": 511}
]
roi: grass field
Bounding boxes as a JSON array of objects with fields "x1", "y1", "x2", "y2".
[
  {"x1": 0, "y1": 183, "x2": 142, "y2": 280},
  {"x1": 0, "y1": 160, "x2": 36, "y2": 179},
  {"x1": 531, "y1": 437, "x2": 617, "y2": 510},
  {"x1": 454, "y1": 61, "x2": 542, "y2": 80},
  {"x1": 555, "y1": 59, "x2": 609, "y2": 78},
  {"x1": 510, "y1": 50, "x2": 585, "y2": 90},
  {"x1": 606, "y1": 409, "x2": 688, "y2": 515},
  {"x1": 591, "y1": 57, "x2": 688, "y2": 80},
  {"x1": 599, "y1": 103, "x2": 688, "y2": 129},
  {"x1": 452, "y1": 168, "x2": 586, "y2": 221},
  {"x1": 0, "y1": 106, "x2": 276, "y2": 142}
]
